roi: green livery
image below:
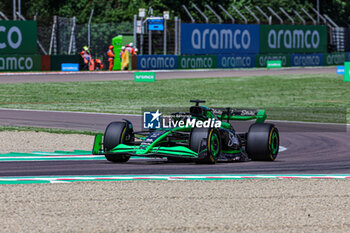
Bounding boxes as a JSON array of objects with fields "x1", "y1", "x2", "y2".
[{"x1": 92, "y1": 100, "x2": 279, "y2": 164}]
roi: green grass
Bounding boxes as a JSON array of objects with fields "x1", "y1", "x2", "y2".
[{"x1": 0, "y1": 73, "x2": 349, "y2": 123}]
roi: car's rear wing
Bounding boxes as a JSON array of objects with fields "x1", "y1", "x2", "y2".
[{"x1": 213, "y1": 108, "x2": 267, "y2": 123}]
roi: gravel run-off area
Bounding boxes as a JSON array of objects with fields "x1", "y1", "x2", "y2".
[
  {"x1": 1, "y1": 131, "x2": 350, "y2": 232},
  {"x1": 0, "y1": 131, "x2": 94, "y2": 154}
]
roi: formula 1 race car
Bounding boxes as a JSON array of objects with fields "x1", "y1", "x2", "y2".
[{"x1": 92, "y1": 100, "x2": 279, "y2": 164}]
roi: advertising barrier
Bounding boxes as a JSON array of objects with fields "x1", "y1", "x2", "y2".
[
  {"x1": 0, "y1": 21, "x2": 37, "y2": 54},
  {"x1": 267, "y1": 60, "x2": 282, "y2": 68},
  {"x1": 61, "y1": 63, "x2": 79, "y2": 71},
  {"x1": 50, "y1": 55, "x2": 82, "y2": 71},
  {"x1": 324, "y1": 53, "x2": 346, "y2": 66},
  {"x1": 255, "y1": 54, "x2": 290, "y2": 67},
  {"x1": 134, "y1": 72, "x2": 155, "y2": 82},
  {"x1": 260, "y1": 25, "x2": 327, "y2": 54},
  {"x1": 137, "y1": 55, "x2": 178, "y2": 70},
  {"x1": 346, "y1": 52, "x2": 350, "y2": 62},
  {"x1": 336, "y1": 66, "x2": 345, "y2": 75},
  {"x1": 135, "y1": 53, "x2": 349, "y2": 71},
  {"x1": 290, "y1": 53, "x2": 323, "y2": 66},
  {"x1": 181, "y1": 23, "x2": 260, "y2": 55},
  {"x1": 178, "y1": 55, "x2": 217, "y2": 69},
  {"x1": 217, "y1": 54, "x2": 255, "y2": 68},
  {"x1": 345, "y1": 62, "x2": 350, "y2": 82},
  {"x1": 0, "y1": 55, "x2": 40, "y2": 71}
]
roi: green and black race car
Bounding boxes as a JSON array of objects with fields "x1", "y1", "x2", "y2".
[{"x1": 92, "y1": 100, "x2": 279, "y2": 164}]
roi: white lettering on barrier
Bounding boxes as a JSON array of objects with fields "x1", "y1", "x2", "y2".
[
  {"x1": 209, "y1": 29, "x2": 219, "y2": 49},
  {"x1": 312, "y1": 31, "x2": 320, "y2": 48},
  {"x1": 326, "y1": 54, "x2": 345, "y2": 65},
  {"x1": 0, "y1": 26, "x2": 22, "y2": 49},
  {"x1": 221, "y1": 56, "x2": 252, "y2": 67},
  {"x1": 181, "y1": 57, "x2": 214, "y2": 69},
  {"x1": 268, "y1": 29, "x2": 320, "y2": 50},
  {"x1": 284, "y1": 30, "x2": 291, "y2": 48},
  {"x1": 18, "y1": 57, "x2": 25, "y2": 70},
  {"x1": 140, "y1": 57, "x2": 176, "y2": 69},
  {"x1": 0, "y1": 57, "x2": 34, "y2": 70},
  {"x1": 191, "y1": 28, "x2": 251, "y2": 50},
  {"x1": 25, "y1": 57, "x2": 33, "y2": 70},
  {"x1": 293, "y1": 55, "x2": 321, "y2": 66}
]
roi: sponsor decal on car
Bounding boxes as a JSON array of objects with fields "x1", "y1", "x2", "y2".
[{"x1": 143, "y1": 110, "x2": 221, "y2": 129}]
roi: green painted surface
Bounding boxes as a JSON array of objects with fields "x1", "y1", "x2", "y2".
[
  {"x1": 345, "y1": 62, "x2": 350, "y2": 82},
  {"x1": 112, "y1": 35, "x2": 123, "y2": 70},
  {"x1": 0, "y1": 21, "x2": 37, "y2": 54},
  {"x1": 260, "y1": 25, "x2": 328, "y2": 53},
  {"x1": 256, "y1": 54, "x2": 290, "y2": 67},
  {"x1": 267, "y1": 60, "x2": 282, "y2": 68},
  {"x1": 134, "y1": 72, "x2": 155, "y2": 82}
]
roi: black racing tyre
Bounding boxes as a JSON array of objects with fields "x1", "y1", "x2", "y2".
[
  {"x1": 246, "y1": 123, "x2": 279, "y2": 161},
  {"x1": 104, "y1": 122, "x2": 131, "y2": 163},
  {"x1": 190, "y1": 127, "x2": 221, "y2": 164}
]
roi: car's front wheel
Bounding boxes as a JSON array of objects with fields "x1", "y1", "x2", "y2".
[
  {"x1": 190, "y1": 127, "x2": 221, "y2": 164},
  {"x1": 104, "y1": 122, "x2": 132, "y2": 163}
]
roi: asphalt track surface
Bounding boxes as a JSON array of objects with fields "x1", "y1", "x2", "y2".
[
  {"x1": 0, "y1": 66, "x2": 336, "y2": 83},
  {"x1": 0, "y1": 67, "x2": 349, "y2": 176},
  {"x1": 0, "y1": 108, "x2": 349, "y2": 176}
]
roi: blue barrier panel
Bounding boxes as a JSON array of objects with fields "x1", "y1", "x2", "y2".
[
  {"x1": 217, "y1": 54, "x2": 255, "y2": 68},
  {"x1": 290, "y1": 54, "x2": 323, "y2": 66},
  {"x1": 137, "y1": 55, "x2": 178, "y2": 70},
  {"x1": 336, "y1": 66, "x2": 345, "y2": 75},
  {"x1": 61, "y1": 63, "x2": 79, "y2": 71},
  {"x1": 181, "y1": 24, "x2": 260, "y2": 55}
]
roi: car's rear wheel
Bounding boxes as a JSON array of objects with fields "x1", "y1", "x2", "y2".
[
  {"x1": 246, "y1": 123, "x2": 279, "y2": 161},
  {"x1": 190, "y1": 127, "x2": 221, "y2": 164},
  {"x1": 104, "y1": 122, "x2": 131, "y2": 163}
]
